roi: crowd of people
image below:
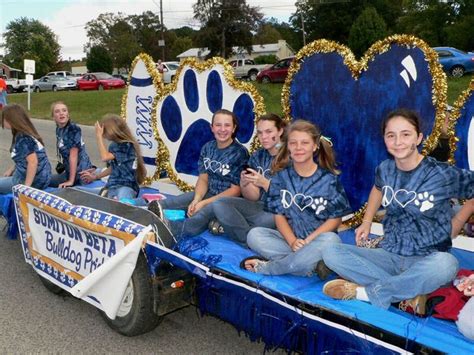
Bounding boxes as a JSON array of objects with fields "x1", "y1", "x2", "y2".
[{"x1": 0, "y1": 102, "x2": 473, "y2": 340}]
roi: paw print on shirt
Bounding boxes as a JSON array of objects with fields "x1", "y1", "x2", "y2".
[
  {"x1": 311, "y1": 197, "x2": 328, "y2": 215},
  {"x1": 220, "y1": 163, "x2": 230, "y2": 176},
  {"x1": 414, "y1": 192, "x2": 434, "y2": 212},
  {"x1": 154, "y1": 59, "x2": 261, "y2": 187}
]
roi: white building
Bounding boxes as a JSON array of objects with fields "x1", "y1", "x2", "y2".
[{"x1": 177, "y1": 40, "x2": 294, "y2": 62}]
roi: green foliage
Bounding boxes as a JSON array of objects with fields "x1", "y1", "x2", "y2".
[
  {"x1": 86, "y1": 46, "x2": 113, "y2": 73},
  {"x1": 193, "y1": 0, "x2": 263, "y2": 58},
  {"x1": 3, "y1": 17, "x2": 61, "y2": 77},
  {"x1": 170, "y1": 37, "x2": 194, "y2": 60},
  {"x1": 266, "y1": 18, "x2": 303, "y2": 52},
  {"x1": 349, "y1": 7, "x2": 387, "y2": 57},
  {"x1": 253, "y1": 24, "x2": 281, "y2": 45},
  {"x1": 253, "y1": 55, "x2": 278, "y2": 65}
]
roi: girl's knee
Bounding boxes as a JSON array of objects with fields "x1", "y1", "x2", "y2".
[
  {"x1": 317, "y1": 232, "x2": 341, "y2": 244},
  {"x1": 246, "y1": 227, "x2": 267, "y2": 249},
  {"x1": 432, "y1": 252, "x2": 459, "y2": 280}
]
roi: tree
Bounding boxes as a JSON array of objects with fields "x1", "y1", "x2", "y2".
[
  {"x1": 267, "y1": 18, "x2": 303, "y2": 52},
  {"x1": 169, "y1": 36, "x2": 194, "y2": 60},
  {"x1": 108, "y1": 20, "x2": 142, "y2": 70},
  {"x1": 193, "y1": 0, "x2": 263, "y2": 58},
  {"x1": 86, "y1": 45, "x2": 113, "y2": 73},
  {"x1": 128, "y1": 11, "x2": 164, "y2": 60},
  {"x1": 3, "y1": 17, "x2": 61, "y2": 77},
  {"x1": 254, "y1": 23, "x2": 281, "y2": 45},
  {"x1": 348, "y1": 7, "x2": 387, "y2": 57}
]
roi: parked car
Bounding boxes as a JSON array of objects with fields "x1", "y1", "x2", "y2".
[
  {"x1": 157, "y1": 61, "x2": 180, "y2": 84},
  {"x1": 433, "y1": 47, "x2": 474, "y2": 78},
  {"x1": 256, "y1": 57, "x2": 295, "y2": 83},
  {"x1": 33, "y1": 76, "x2": 77, "y2": 92},
  {"x1": 228, "y1": 59, "x2": 268, "y2": 81},
  {"x1": 113, "y1": 73, "x2": 129, "y2": 83},
  {"x1": 77, "y1": 72, "x2": 126, "y2": 90}
]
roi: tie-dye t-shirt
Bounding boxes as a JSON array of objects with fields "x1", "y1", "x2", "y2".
[
  {"x1": 375, "y1": 157, "x2": 474, "y2": 256},
  {"x1": 198, "y1": 140, "x2": 249, "y2": 196},
  {"x1": 56, "y1": 121, "x2": 93, "y2": 180},
  {"x1": 266, "y1": 165, "x2": 351, "y2": 239},
  {"x1": 248, "y1": 148, "x2": 275, "y2": 201},
  {"x1": 11, "y1": 134, "x2": 51, "y2": 189},
  {"x1": 106, "y1": 142, "x2": 139, "y2": 194}
]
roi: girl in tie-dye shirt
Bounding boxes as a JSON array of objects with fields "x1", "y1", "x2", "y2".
[{"x1": 0, "y1": 104, "x2": 51, "y2": 194}]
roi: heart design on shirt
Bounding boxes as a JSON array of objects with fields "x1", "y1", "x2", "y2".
[
  {"x1": 393, "y1": 189, "x2": 417, "y2": 208},
  {"x1": 203, "y1": 158, "x2": 222, "y2": 173},
  {"x1": 293, "y1": 193, "x2": 314, "y2": 211}
]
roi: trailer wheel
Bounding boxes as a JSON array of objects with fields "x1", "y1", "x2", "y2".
[
  {"x1": 101, "y1": 254, "x2": 161, "y2": 336},
  {"x1": 39, "y1": 275, "x2": 65, "y2": 295}
]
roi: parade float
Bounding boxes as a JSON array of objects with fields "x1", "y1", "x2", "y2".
[{"x1": 1, "y1": 35, "x2": 474, "y2": 353}]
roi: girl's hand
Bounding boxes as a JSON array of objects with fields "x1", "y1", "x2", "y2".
[
  {"x1": 240, "y1": 170, "x2": 253, "y2": 186},
  {"x1": 355, "y1": 221, "x2": 371, "y2": 246},
  {"x1": 187, "y1": 199, "x2": 200, "y2": 217},
  {"x1": 79, "y1": 168, "x2": 97, "y2": 184},
  {"x1": 58, "y1": 180, "x2": 74, "y2": 188},
  {"x1": 95, "y1": 121, "x2": 104, "y2": 137},
  {"x1": 245, "y1": 168, "x2": 268, "y2": 188},
  {"x1": 291, "y1": 238, "x2": 306, "y2": 252}
]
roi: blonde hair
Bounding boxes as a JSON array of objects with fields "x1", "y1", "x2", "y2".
[
  {"x1": 1, "y1": 104, "x2": 44, "y2": 150},
  {"x1": 272, "y1": 119, "x2": 339, "y2": 175},
  {"x1": 50, "y1": 101, "x2": 69, "y2": 118},
  {"x1": 100, "y1": 114, "x2": 147, "y2": 184}
]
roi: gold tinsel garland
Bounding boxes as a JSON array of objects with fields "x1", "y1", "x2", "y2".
[
  {"x1": 151, "y1": 57, "x2": 266, "y2": 192},
  {"x1": 281, "y1": 34, "x2": 449, "y2": 227},
  {"x1": 120, "y1": 53, "x2": 164, "y2": 185}
]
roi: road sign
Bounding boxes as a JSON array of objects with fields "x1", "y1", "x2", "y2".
[
  {"x1": 24, "y1": 59, "x2": 35, "y2": 74},
  {"x1": 25, "y1": 74, "x2": 34, "y2": 86}
]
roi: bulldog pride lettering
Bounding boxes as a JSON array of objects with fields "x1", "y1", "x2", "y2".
[{"x1": 30, "y1": 207, "x2": 124, "y2": 275}]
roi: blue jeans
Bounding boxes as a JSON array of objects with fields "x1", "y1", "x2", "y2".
[
  {"x1": 457, "y1": 297, "x2": 474, "y2": 340},
  {"x1": 0, "y1": 176, "x2": 14, "y2": 194},
  {"x1": 322, "y1": 244, "x2": 459, "y2": 309},
  {"x1": 247, "y1": 227, "x2": 341, "y2": 276},
  {"x1": 161, "y1": 191, "x2": 216, "y2": 239},
  {"x1": 107, "y1": 186, "x2": 137, "y2": 200},
  {"x1": 212, "y1": 197, "x2": 275, "y2": 243}
]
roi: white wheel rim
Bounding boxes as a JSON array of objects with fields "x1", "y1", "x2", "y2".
[{"x1": 116, "y1": 280, "x2": 134, "y2": 317}]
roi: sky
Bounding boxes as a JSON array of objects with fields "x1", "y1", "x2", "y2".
[{"x1": 0, "y1": 0, "x2": 297, "y2": 61}]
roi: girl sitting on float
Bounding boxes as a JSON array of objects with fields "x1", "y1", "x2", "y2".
[
  {"x1": 322, "y1": 108, "x2": 473, "y2": 316},
  {"x1": 0, "y1": 104, "x2": 51, "y2": 193},
  {"x1": 80, "y1": 114, "x2": 146, "y2": 200},
  {"x1": 49, "y1": 101, "x2": 95, "y2": 188},
  {"x1": 241, "y1": 119, "x2": 351, "y2": 278},
  {"x1": 148, "y1": 109, "x2": 249, "y2": 239},
  {"x1": 210, "y1": 113, "x2": 285, "y2": 243}
]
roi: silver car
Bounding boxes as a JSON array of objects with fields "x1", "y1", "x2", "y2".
[{"x1": 33, "y1": 76, "x2": 77, "y2": 92}]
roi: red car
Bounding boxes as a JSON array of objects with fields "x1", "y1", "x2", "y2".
[
  {"x1": 256, "y1": 57, "x2": 295, "y2": 83},
  {"x1": 77, "y1": 72, "x2": 126, "y2": 90}
]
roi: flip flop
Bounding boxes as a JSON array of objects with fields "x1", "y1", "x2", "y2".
[{"x1": 239, "y1": 255, "x2": 269, "y2": 272}]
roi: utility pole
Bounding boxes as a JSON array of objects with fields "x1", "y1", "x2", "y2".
[{"x1": 160, "y1": 0, "x2": 165, "y2": 60}]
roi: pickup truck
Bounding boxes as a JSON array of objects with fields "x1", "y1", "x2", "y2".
[
  {"x1": 1, "y1": 75, "x2": 27, "y2": 93},
  {"x1": 228, "y1": 59, "x2": 268, "y2": 81}
]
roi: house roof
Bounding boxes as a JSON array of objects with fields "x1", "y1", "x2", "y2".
[
  {"x1": 177, "y1": 41, "x2": 292, "y2": 59},
  {"x1": 0, "y1": 62, "x2": 21, "y2": 72}
]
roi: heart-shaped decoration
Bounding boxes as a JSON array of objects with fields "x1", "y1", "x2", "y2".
[
  {"x1": 208, "y1": 160, "x2": 222, "y2": 173},
  {"x1": 393, "y1": 189, "x2": 417, "y2": 208},
  {"x1": 452, "y1": 78, "x2": 474, "y2": 170},
  {"x1": 284, "y1": 35, "x2": 447, "y2": 214}
]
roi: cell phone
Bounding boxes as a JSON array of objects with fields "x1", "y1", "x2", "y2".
[{"x1": 242, "y1": 164, "x2": 252, "y2": 174}]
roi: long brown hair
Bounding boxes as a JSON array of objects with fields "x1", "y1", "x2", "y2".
[
  {"x1": 100, "y1": 114, "x2": 147, "y2": 184},
  {"x1": 272, "y1": 119, "x2": 339, "y2": 175},
  {"x1": 1, "y1": 104, "x2": 44, "y2": 150}
]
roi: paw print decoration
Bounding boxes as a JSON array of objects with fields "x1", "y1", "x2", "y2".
[
  {"x1": 311, "y1": 197, "x2": 328, "y2": 215},
  {"x1": 414, "y1": 192, "x2": 435, "y2": 212},
  {"x1": 152, "y1": 58, "x2": 264, "y2": 190}
]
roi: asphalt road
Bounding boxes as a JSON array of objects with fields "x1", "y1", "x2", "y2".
[{"x1": 0, "y1": 118, "x2": 275, "y2": 353}]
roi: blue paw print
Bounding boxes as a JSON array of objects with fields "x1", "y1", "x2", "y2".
[
  {"x1": 156, "y1": 59, "x2": 263, "y2": 187},
  {"x1": 286, "y1": 35, "x2": 445, "y2": 212}
]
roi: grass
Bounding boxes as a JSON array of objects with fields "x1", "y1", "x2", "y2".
[{"x1": 7, "y1": 74, "x2": 472, "y2": 126}]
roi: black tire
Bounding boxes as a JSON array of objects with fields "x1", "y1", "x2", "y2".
[
  {"x1": 101, "y1": 254, "x2": 161, "y2": 336},
  {"x1": 450, "y1": 65, "x2": 465, "y2": 78},
  {"x1": 52, "y1": 85, "x2": 58, "y2": 92},
  {"x1": 34, "y1": 86, "x2": 41, "y2": 92},
  {"x1": 39, "y1": 275, "x2": 65, "y2": 295},
  {"x1": 6, "y1": 85, "x2": 13, "y2": 94},
  {"x1": 261, "y1": 75, "x2": 271, "y2": 84},
  {"x1": 248, "y1": 70, "x2": 258, "y2": 81}
]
